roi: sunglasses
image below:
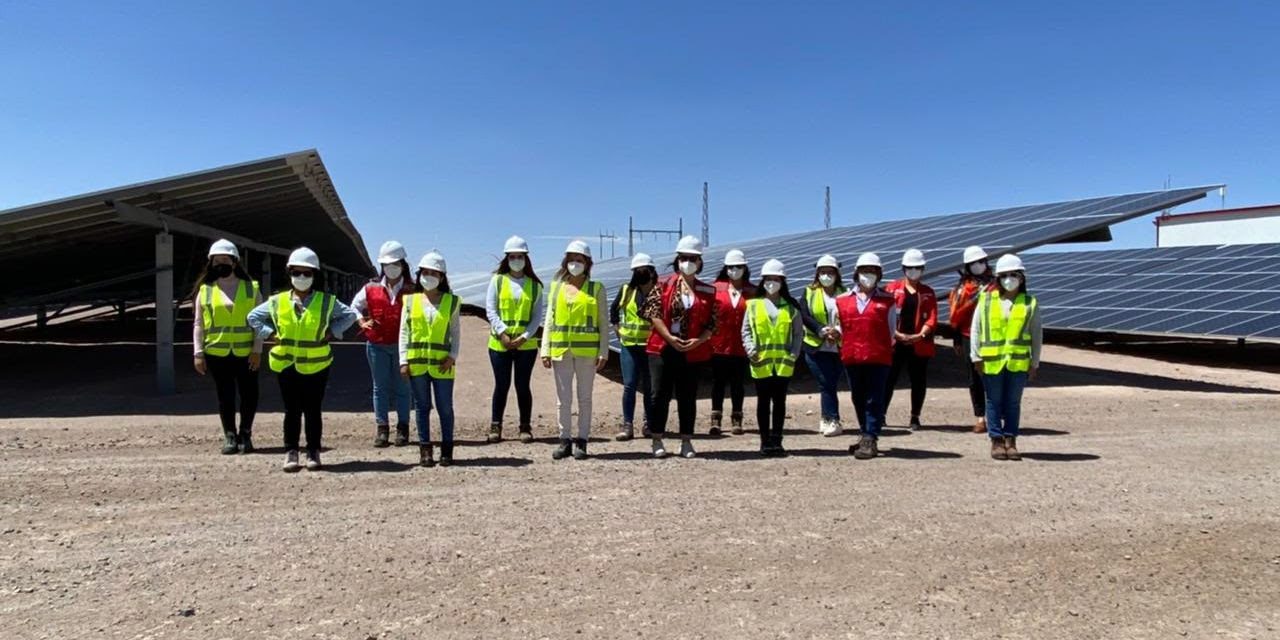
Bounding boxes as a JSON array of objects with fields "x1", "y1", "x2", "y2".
[{"x1": 288, "y1": 270, "x2": 314, "y2": 278}]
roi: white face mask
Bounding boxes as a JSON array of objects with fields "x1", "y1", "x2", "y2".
[
  {"x1": 678, "y1": 260, "x2": 698, "y2": 276},
  {"x1": 969, "y1": 262, "x2": 987, "y2": 276},
  {"x1": 1000, "y1": 275, "x2": 1022, "y2": 292},
  {"x1": 421, "y1": 275, "x2": 441, "y2": 291},
  {"x1": 727, "y1": 267, "x2": 745, "y2": 281},
  {"x1": 566, "y1": 261, "x2": 586, "y2": 277},
  {"x1": 818, "y1": 273, "x2": 836, "y2": 288},
  {"x1": 291, "y1": 275, "x2": 314, "y2": 292},
  {"x1": 383, "y1": 264, "x2": 403, "y2": 280},
  {"x1": 508, "y1": 257, "x2": 526, "y2": 274},
  {"x1": 904, "y1": 268, "x2": 923, "y2": 281},
  {"x1": 857, "y1": 272, "x2": 879, "y2": 289},
  {"x1": 763, "y1": 281, "x2": 782, "y2": 296}
]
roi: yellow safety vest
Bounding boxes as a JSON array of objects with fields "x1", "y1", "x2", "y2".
[
  {"x1": 802, "y1": 285, "x2": 844, "y2": 347},
  {"x1": 488, "y1": 274, "x2": 542, "y2": 351},
  {"x1": 747, "y1": 298, "x2": 797, "y2": 379},
  {"x1": 977, "y1": 291, "x2": 1037, "y2": 375},
  {"x1": 405, "y1": 292, "x2": 458, "y2": 379},
  {"x1": 268, "y1": 292, "x2": 334, "y2": 375},
  {"x1": 200, "y1": 280, "x2": 258, "y2": 357},
  {"x1": 615, "y1": 283, "x2": 652, "y2": 347},
  {"x1": 546, "y1": 280, "x2": 603, "y2": 358}
]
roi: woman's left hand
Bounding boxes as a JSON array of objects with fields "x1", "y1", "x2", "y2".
[
  {"x1": 247, "y1": 353, "x2": 261, "y2": 371},
  {"x1": 596, "y1": 355, "x2": 609, "y2": 371}
]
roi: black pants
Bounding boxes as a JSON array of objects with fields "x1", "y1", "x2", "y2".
[
  {"x1": 885, "y1": 345, "x2": 929, "y2": 418},
  {"x1": 278, "y1": 365, "x2": 330, "y2": 453},
  {"x1": 958, "y1": 336, "x2": 985, "y2": 417},
  {"x1": 754, "y1": 375, "x2": 790, "y2": 449},
  {"x1": 489, "y1": 348, "x2": 537, "y2": 427},
  {"x1": 648, "y1": 346, "x2": 701, "y2": 436},
  {"x1": 206, "y1": 354, "x2": 259, "y2": 435},
  {"x1": 710, "y1": 354, "x2": 748, "y2": 415}
]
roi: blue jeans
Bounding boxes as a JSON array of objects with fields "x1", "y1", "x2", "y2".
[
  {"x1": 489, "y1": 348, "x2": 538, "y2": 427},
  {"x1": 981, "y1": 369, "x2": 1028, "y2": 438},
  {"x1": 411, "y1": 373, "x2": 455, "y2": 444},
  {"x1": 805, "y1": 350, "x2": 844, "y2": 421},
  {"x1": 620, "y1": 345, "x2": 653, "y2": 427},
  {"x1": 845, "y1": 364, "x2": 890, "y2": 438},
  {"x1": 367, "y1": 342, "x2": 410, "y2": 426}
]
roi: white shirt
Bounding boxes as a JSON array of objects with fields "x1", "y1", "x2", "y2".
[
  {"x1": 485, "y1": 273, "x2": 547, "y2": 339},
  {"x1": 969, "y1": 293, "x2": 1044, "y2": 368},
  {"x1": 539, "y1": 279, "x2": 611, "y2": 361},
  {"x1": 350, "y1": 276, "x2": 406, "y2": 316}
]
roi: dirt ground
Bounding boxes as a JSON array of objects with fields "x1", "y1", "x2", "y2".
[{"x1": 1, "y1": 315, "x2": 1278, "y2": 639}]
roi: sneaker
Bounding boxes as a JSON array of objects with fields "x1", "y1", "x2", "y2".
[
  {"x1": 990, "y1": 438, "x2": 1008, "y2": 461},
  {"x1": 615, "y1": 424, "x2": 634, "y2": 441},
  {"x1": 708, "y1": 410, "x2": 723, "y2": 437},
  {"x1": 730, "y1": 413, "x2": 744, "y2": 436},
  {"x1": 909, "y1": 416, "x2": 922, "y2": 431},
  {"x1": 238, "y1": 432, "x2": 255, "y2": 454},
  {"x1": 282, "y1": 450, "x2": 301, "y2": 473},
  {"x1": 651, "y1": 438, "x2": 667, "y2": 459},
  {"x1": 419, "y1": 444, "x2": 435, "y2": 468},
  {"x1": 822, "y1": 420, "x2": 844, "y2": 437},
  {"x1": 221, "y1": 431, "x2": 238, "y2": 455},
  {"x1": 488, "y1": 422, "x2": 503, "y2": 443},
  {"x1": 552, "y1": 439, "x2": 572, "y2": 460},
  {"x1": 572, "y1": 439, "x2": 588, "y2": 460},
  {"x1": 305, "y1": 450, "x2": 322, "y2": 471},
  {"x1": 518, "y1": 428, "x2": 533, "y2": 444},
  {"x1": 852, "y1": 435, "x2": 876, "y2": 460},
  {"x1": 374, "y1": 425, "x2": 390, "y2": 448},
  {"x1": 1003, "y1": 436, "x2": 1021, "y2": 461},
  {"x1": 679, "y1": 439, "x2": 696, "y2": 459},
  {"x1": 394, "y1": 424, "x2": 410, "y2": 447}
]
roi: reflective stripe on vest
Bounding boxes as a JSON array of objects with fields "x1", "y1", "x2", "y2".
[
  {"x1": 977, "y1": 291, "x2": 1037, "y2": 375},
  {"x1": 201, "y1": 280, "x2": 257, "y2": 357},
  {"x1": 547, "y1": 280, "x2": 602, "y2": 358},
  {"x1": 615, "y1": 283, "x2": 651, "y2": 347},
  {"x1": 268, "y1": 292, "x2": 334, "y2": 374},
  {"x1": 406, "y1": 292, "x2": 457, "y2": 379},
  {"x1": 488, "y1": 274, "x2": 541, "y2": 351},
  {"x1": 747, "y1": 299, "x2": 797, "y2": 379}
]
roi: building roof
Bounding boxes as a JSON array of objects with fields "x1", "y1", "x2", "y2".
[{"x1": 1154, "y1": 203, "x2": 1280, "y2": 226}]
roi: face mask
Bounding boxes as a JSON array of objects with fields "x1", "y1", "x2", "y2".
[
  {"x1": 904, "y1": 268, "x2": 923, "y2": 281},
  {"x1": 291, "y1": 275, "x2": 314, "y2": 292},
  {"x1": 383, "y1": 264, "x2": 403, "y2": 280},
  {"x1": 211, "y1": 264, "x2": 234, "y2": 279},
  {"x1": 1000, "y1": 275, "x2": 1022, "y2": 291},
  {"x1": 727, "y1": 267, "x2": 745, "y2": 281},
  {"x1": 857, "y1": 273, "x2": 879, "y2": 289},
  {"x1": 508, "y1": 258, "x2": 526, "y2": 273},
  {"x1": 969, "y1": 262, "x2": 987, "y2": 276},
  {"x1": 679, "y1": 260, "x2": 698, "y2": 275},
  {"x1": 763, "y1": 281, "x2": 782, "y2": 296},
  {"x1": 817, "y1": 273, "x2": 836, "y2": 288},
  {"x1": 421, "y1": 275, "x2": 441, "y2": 291},
  {"x1": 566, "y1": 261, "x2": 586, "y2": 277}
]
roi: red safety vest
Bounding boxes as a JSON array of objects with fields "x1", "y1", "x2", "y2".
[
  {"x1": 947, "y1": 278, "x2": 996, "y2": 338},
  {"x1": 885, "y1": 279, "x2": 938, "y2": 358},
  {"x1": 837, "y1": 290, "x2": 895, "y2": 366},
  {"x1": 646, "y1": 274, "x2": 718, "y2": 363},
  {"x1": 361, "y1": 280, "x2": 407, "y2": 345},
  {"x1": 710, "y1": 280, "x2": 755, "y2": 357}
]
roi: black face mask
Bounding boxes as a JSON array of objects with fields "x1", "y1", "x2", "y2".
[{"x1": 211, "y1": 264, "x2": 234, "y2": 279}]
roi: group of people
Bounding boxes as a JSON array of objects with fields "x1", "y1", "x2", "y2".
[{"x1": 192, "y1": 233, "x2": 1042, "y2": 472}]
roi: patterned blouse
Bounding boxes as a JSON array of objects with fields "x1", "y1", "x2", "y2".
[{"x1": 639, "y1": 277, "x2": 718, "y2": 339}]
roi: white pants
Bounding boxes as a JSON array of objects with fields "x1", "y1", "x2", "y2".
[{"x1": 552, "y1": 354, "x2": 597, "y2": 440}]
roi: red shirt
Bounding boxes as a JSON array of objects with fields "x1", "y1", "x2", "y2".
[
  {"x1": 710, "y1": 280, "x2": 756, "y2": 357},
  {"x1": 885, "y1": 278, "x2": 938, "y2": 357}
]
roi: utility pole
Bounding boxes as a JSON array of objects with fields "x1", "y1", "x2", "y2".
[
  {"x1": 598, "y1": 230, "x2": 618, "y2": 259},
  {"x1": 629, "y1": 216, "x2": 684, "y2": 257},
  {"x1": 701, "y1": 182, "x2": 710, "y2": 247},
  {"x1": 824, "y1": 186, "x2": 831, "y2": 230}
]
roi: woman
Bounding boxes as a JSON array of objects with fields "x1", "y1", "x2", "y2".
[
  {"x1": 609, "y1": 252, "x2": 657, "y2": 441},
  {"x1": 970, "y1": 254, "x2": 1042, "y2": 461},
  {"x1": 947, "y1": 245, "x2": 996, "y2": 434},
  {"x1": 247, "y1": 247, "x2": 358, "y2": 472},
  {"x1": 708, "y1": 248, "x2": 755, "y2": 436},
  {"x1": 400, "y1": 251, "x2": 460, "y2": 467},
  {"x1": 642, "y1": 235, "x2": 718, "y2": 459},
  {"x1": 351, "y1": 240, "x2": 414, "y2": 448},
  {"x1": 485, "y1": 235, "x2": 546, "y2": 444},
  {"x1": 192, "y1": 239, "x2": 263, "y2": 455},
  {"x1": 741, "y1": 259, "x2": 803, "y2": 457},
  {"x1": 883, "y1": 248, "x2": 938, "y2": 430},
  {"x1": 540, "y1": 240, "x2": 610, "y2": 460},
  {"x1": 836, "y1": 252, "x2": 898, "y2": 460},
  {"x1": 799, "y1": 254, "x2": 846, "y2": 437}
]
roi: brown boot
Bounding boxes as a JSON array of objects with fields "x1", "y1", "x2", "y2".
[
  {"x1": 487, "y1": 422, "x2": 503, "y2": 443},
  {"x1": 708, "y1": 410, "x2": 723, "y2": 436},
  {"x1": 1003, "y1": 436, "x2": 1021, "y2": 461},
  {"x1": 730, "y1": 412, "x2": 744, "y2": 435},
  {"x1": 973, "y1": 417, "x2": 987, "y2": 434},
  {"x1": 990, "y1": 438, "x2": 1008, "y2": 461}
]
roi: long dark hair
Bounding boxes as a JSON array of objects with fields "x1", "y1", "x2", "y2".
[
  {"x1": 621, "y1": 266, "x2": 659, "y2": 308},
  {"x1": 715, "y1": 264, "x2": 752, "y2": 283},
  {"x1": 495, "y1": 254, "x2": 544, "y2": 287},
  {"x1": 957, "y1": 260, "x2": 994, "y2": 284},
  {"x1": 384, "y1": 259, "x2": 418, "y2": 294},
  {"x1": 757, "y1": 277, "x2": 801, "y2": 310},
  {"x1": 416, "y1": 270, "x2": 452, "y2": 294},
  {"x1": 554, "y1": 254, "x2": 594, "y2": 281},
  {"x1": 189, "y1": 257, "x2": 252, "y2": 301}
]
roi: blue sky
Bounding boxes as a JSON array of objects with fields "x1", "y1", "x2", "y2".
[{"x1": 2, "y1": 1, "x2": 1277, "y2": 274}]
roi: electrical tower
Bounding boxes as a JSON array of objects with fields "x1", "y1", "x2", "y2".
[
  {"x1": 598, "y1": 230, "x2": 618, "y2": 259},
  {"x1": 701, "y1": 182, "x2": 710, "y2": 247},
  {"x1": 628, "y1": 216, "x2": 683, "y2": 257},
  {"x1": 825, "y1": 186, "x2": 831, "y2": 230}
]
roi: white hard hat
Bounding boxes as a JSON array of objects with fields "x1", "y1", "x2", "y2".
[
  {"x1": 418, "y1": 250, "x2": 448, "y2": 273},
  {"x1": 503, "y1": 235, "x2": 530, "y2": 254},
  {"x1": 855, "y1": 252, "x2": 882, "y2": 269},
  {"x1": 564, "y1": 239, "x2": 592, "y2": 258},
  {"x1": 994, "y1": 253, "x2": 1025, "y2": 275},
  {"x1": 208, "y1": 239, "x2": 240, "y2": 261},
  {"x1": 760, "y1": 259, "x2": 786, "y2": 278},
  {"x1": 630, "y1": 252, "x2": 655, "y2": 270},
  {"x1": 675, "y1": 235, "x2": 703, "y2": 255},
  {"x1": 723, "y1": 249, "x2": 747, "y2": 266},
  {"x1": 815, "y1": 254, "x2": 841, "y2": 270},
  {"x1": 287, "y1": 247, "x2": 320, "y2": 270},
  {"x1": 963, "y1": 245, "x2": 988, "y2": 264},
  {"x1": 901, "y1": 248, "x2": 926, "y2": 268},
  {"x1": 377, "y1": 240, "x2": 407, "y2": 264}
]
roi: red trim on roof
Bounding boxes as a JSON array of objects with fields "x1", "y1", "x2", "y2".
[{"x1": 1154, "y1": 204, "x2": 1280, "y2": 225}]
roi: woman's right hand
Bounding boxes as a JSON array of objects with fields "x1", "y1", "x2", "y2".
[
  {"x1": 541, "y1": 356, "x2": 552, "y2": 369},
  {"x1": 193, "y1": 355, "x2": 207, "y2": 376},
  {"x1": 400, "y1": 364, "x2": 410, "y2": 380}
]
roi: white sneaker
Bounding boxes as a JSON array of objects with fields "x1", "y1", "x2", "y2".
[
  {"x1": 305, "y1": 451, "x2": 321, "y2": 471},
  {"x1": 823, "y1": 420, "x2": 844, "y2": 437},
  {"x1": 679, "y1": 439, "x2": 696, "y2": 459},
  {"x1": 817, "y1": 419, "x2": 833, "y2": 436},
  {"x1": 652, "y1": 438, "x2": 667, "y2": 459},
  {"x1": 282, "y1": 450, "x2": 300, "y2": 473}
]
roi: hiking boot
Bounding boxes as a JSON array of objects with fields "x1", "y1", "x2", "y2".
[
  {"x1": 419, "y1": 444, "x2": 436, "y2": 468},
  {"x1": 518, "y1": 427, "x2": 533, "y2": 443},
  {"x1": 283, "y1": 450, "x2": 301, "y2": 473},
  {"x1": 851, "y1": 435, "x2": 876, "y2": 459},
  {"x1": 238, "y1": 431, "x2": 255, "y2": 454},
  {"x1": 221, "y1": 431, "x2": 238, "y2": 455},
  {"x1": 652, "y1": 437, "x2": 667, "y2": 459},
  {"x1": 394, "y1": 424, "x2": 410, "y2": 447},
  {"x1": 708, "y1": 410, "x2": 723, "y2": 436},
  {"x1": 616, "y1": 424, "x2": 634, "y2": 441},
  {"x1": 909, "y1": 416, "x2": 922, "y2": 431},
  {"x1": 1003, "y1": 436, "x2": 1021, "y2": 461},
  {"x1": 439, "y1": 443, "x2": 454, "y2": 467},
  {"x1": 305, "y1": 450, "x2": 322, "y2": 471},
  {"x1": 488, "y1": 422, "x2": 503, "y2": 443},
  {"x1": 572, "y1": 439, "x2": 588, "y2": 460},
  {"x1": 990, "y1": 438, "x2": 1008, "y2": 461},
  {"x1": 374, "y1": 425, "x2": 390, "y2": 448},
  {"x1": 552, "y1": 439, "x2": 572, "y2": 460},
  {"x1": 679, "y1": 438, "x2": 696, "y2": 459},
  {"x1": 730, "y1": 413, "x2": 744, "y2": 435},
  {"x1": 973, "y1": 417, "x2": 987, "y2": 434}
]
